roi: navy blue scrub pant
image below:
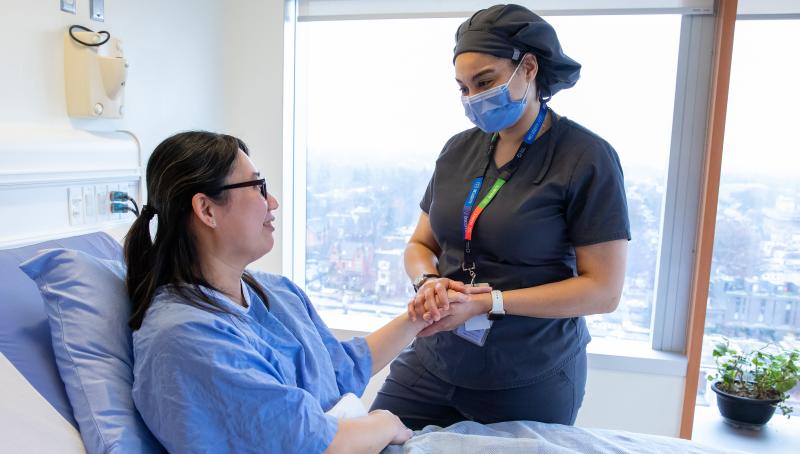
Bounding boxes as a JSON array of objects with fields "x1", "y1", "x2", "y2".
[{"x1": 370, "y1": 347, "x2": 587, "y2": 430}]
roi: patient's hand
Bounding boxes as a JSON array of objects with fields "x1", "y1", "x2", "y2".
[
  {"x1": 416, "y1": 291, "x2": 490, "y2": 338},
  {"x1": 371, "y1": 409, "x2": 414, "y2": 445},
  {"x1": 408, "y1": 280, "x2": 491, "y2": 323},
  {"x1": 325, "y1": 409, "x2": 413, "y2": 453}
]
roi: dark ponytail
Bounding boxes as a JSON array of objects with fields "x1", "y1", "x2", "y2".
[
  {"x1": 124, "y1": 131, "x2": 269, "y2": 330},
  {"x1": 124, "y1": 204, "x2": 157, "y2": 328}
]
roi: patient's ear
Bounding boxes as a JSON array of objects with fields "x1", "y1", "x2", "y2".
[{"x1": 191, "y1": 193, "x2": 218, "y2": 228}]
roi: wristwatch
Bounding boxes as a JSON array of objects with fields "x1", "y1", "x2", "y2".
[
  {"x1": 488, "y1": 290, "x2": 506, "y2": 320},
  {"x1": 412, "y1": 273, "x2": 440, "y2": 292}
]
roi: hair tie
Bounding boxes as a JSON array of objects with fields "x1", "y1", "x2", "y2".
[{"x1": 141, "y1": 204, "x2": 158, "y2": 220}]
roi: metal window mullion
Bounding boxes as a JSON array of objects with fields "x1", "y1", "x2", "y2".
[
  {"x1": 651, "y1": 13, "x2": 715, "y2": 352},
  {"x1": 650, "y1": 18, "x2": 689, "y2": 352}
]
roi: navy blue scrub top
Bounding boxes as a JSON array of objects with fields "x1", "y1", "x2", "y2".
[{"x1": 414, "y1": 111, "x2": 631, "y2": 390}]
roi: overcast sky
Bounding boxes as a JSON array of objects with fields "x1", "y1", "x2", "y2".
[{"x1": 299, "y1": 15, "x2": 798, "y2": 179}]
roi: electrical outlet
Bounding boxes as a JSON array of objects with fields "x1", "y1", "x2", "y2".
[
  {"x1": 83, "y1": 185, "x2": 97, "y2": 223},
  {"x1": 126, "y1": 181, "x2": 139, "y2": 215},
  {"x1": 126, "y1": 181, "x2": 138, "y2": 199},
  {"x1": 96, "y1": 184, "x2": 110, "y2": 221},
  {"x1": 68, "y1": 186, "x2": 84, "y2": 225}
]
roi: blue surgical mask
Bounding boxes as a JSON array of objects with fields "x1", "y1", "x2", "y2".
[{"x1": 461, "y1": 61, "x2": 531, "y2": 133}]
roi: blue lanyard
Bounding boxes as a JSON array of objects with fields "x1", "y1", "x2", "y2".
[{"x1": 461, "y1": 103, "x2": 548, "y2": 282}]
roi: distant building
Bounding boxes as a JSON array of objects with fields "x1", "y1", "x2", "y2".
[
  {"x1": 707, "y1": 275, "x2": 800, "y2": 339},
  {"x1": 374, "y1": 248, "x2": 406, "y2": 298}
]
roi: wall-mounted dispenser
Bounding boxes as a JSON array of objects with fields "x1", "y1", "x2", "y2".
[{"x1": 64, "y1": 25, "x2": 128, "y2": 118}]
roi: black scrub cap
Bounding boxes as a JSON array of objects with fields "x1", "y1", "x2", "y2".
[{"x1": 454, "y1": 4, "x2": 581, "y2": 100}]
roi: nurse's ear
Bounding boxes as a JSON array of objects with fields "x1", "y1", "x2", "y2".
[
  {"x1": 191, "y1": 193, "x2": 219, "y2": 229},
  {"x1": 521, "y1": 53, "x2": 539, "y2": 85}
]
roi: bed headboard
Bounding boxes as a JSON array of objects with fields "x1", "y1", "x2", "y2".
[{"x1": 0, "y1": 125, "x2": 141, "y2": 248}]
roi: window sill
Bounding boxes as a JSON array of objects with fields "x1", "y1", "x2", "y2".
[
  {"x1": 586, "y1": 337, "x2": 687, "y2": 376},
  {"x1": 692, "y1": 403, "x2": 800, "y2": 454}
]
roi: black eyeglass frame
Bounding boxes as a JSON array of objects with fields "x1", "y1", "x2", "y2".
[{"x1": 216, "y1": 178, "x2": 267, "y2": 199}]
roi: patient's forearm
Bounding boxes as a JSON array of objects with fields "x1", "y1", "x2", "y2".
[{"x1": 364, "y1": 312, "x2": 427, "y2": 375}]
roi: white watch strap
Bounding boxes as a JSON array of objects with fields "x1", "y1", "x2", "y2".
[{"x1": 491, "y1": 290, "x2": 505, "y2": 314}]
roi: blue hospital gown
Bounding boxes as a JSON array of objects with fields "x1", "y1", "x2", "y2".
[{"x1": 131, "y1": 272, "x2": 372, "y2": 453}]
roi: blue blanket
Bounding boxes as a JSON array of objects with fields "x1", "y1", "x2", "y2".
[{"x1": 382, "y1": 421, "x2": 746, "y2": 454}]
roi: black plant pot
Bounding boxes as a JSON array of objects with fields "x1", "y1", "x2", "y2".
[{"x1": 711, "y1": 382, "x2": 781, "y2": 429}]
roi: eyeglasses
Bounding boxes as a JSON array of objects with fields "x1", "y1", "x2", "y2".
[{"x1": 216, "y1": 178, "x2": 268, "y2": 200}]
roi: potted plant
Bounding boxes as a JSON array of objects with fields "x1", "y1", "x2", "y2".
[{"x1": 707, "y1": 338, "x2": 800, "y2": 429}]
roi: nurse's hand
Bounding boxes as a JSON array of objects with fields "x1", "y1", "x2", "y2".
[
  {"x1": 408, "y1": 279, "x2": 490, "y2": 323},
  {"x1": 416, "y1": 290, "x2": 490, "y2": 337}
]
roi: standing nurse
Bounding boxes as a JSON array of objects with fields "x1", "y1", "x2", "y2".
[{"x1": 371, "y1": 4, "x2": 631, "y2": 428}]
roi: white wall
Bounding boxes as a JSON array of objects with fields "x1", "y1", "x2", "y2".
[
  {"x1": 0, "y1": 0, "x2": 287, "y2": 272},
  {"x1": 0, "y1": 0, "x2": 227, "y2": 166},
  {"x1": 577, "y1": 368, "x2": 684, "y2": 436}
]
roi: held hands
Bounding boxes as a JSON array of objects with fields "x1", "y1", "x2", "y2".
[{"x1": 407, "y1": 278, "x2": 492, "y2": 336}]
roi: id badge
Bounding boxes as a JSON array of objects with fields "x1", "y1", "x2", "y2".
[{"x1": 453, "y1": 283, "x2": 492, "y2": 347}]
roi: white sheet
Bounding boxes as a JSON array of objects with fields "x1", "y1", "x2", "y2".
[
  {"x1": 0, "y1": 352, "x2": 85, "y2": 453},
  {"x1": 381, "y1": 420, "x2": 749, "y2": 454}
]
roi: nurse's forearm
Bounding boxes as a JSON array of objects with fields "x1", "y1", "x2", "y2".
[
  {"x1": 404, "y1": 241, "x2": 439, "y2": 280},
  {"x1": 471, "y1": 274, "x2": 622, "y2": 318},
  {"x1": 470, "y1": 239, "x2": 627, "y2": 319},
  {"x1": 365, "y1": 312, "x2": 428, "y2": 376}
]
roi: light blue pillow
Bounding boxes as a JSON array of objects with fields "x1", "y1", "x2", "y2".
[{"x1": 19, "y1": 248, "x2": 164, "y2": 454}]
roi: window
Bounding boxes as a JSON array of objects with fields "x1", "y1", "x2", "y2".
[
  {"x1": 697, "y1": 18, "x2": 800, "y2": 408},
  {"x1": 294, "y1": 14, "x2": 681, "y2": 334}
]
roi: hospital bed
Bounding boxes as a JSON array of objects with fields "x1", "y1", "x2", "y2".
[{"x1": 0, "y1": 231, "x2": 746, "y2": 453}]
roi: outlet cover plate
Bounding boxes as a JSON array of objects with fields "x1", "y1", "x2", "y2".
[
  {"x1": 90, "y1": 0, "x2": 104, "y2": 22},
  {"x1": 61, "y1": 0, "x2": 77, "y2": 15}
]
